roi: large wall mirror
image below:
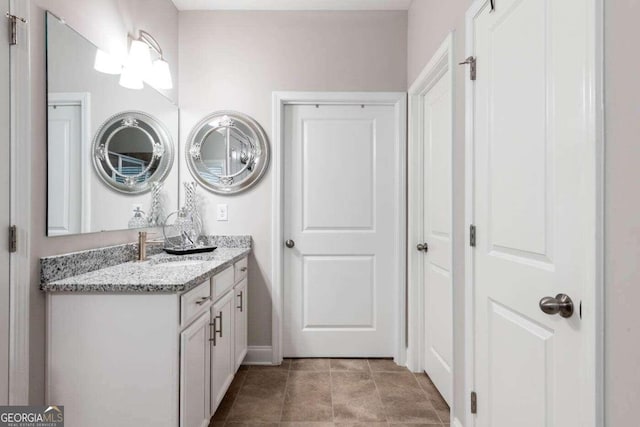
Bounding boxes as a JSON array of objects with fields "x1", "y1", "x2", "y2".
[
  {"x1": 46, "y1": 11, "x2": 179, "y2": 235},
  {"x1": 186, "y1": 111, "x2": 270, "y2": 195}
]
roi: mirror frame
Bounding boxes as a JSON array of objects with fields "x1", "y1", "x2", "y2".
[
  {"x1": 92, "y1": 111, "x2": 175, "y2": 194},
  {"x1": 185, "y1": 111, "x2": 270, "y2": 195}
]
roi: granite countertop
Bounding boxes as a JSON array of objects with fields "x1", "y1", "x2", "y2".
[{"x1": 41, "y1": 247, "x2": 251, "y2": 294}]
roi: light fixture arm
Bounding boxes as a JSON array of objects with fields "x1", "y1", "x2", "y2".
[{"x1": 135, "y1": 30, "x2": 164, "y2": 59}]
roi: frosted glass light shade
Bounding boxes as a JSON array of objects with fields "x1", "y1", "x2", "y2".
[
  {"x1": 94, "y1": 49, "x2": 122, "y2": 74},
  {"x1": 150, "y1": 58, "x2": 172, "y2": 90},
  {"x1": 127, "y1": 40, "x2": 153, "y2": 76},
  {"x1": 119, "y1": 66, "x2": 143, "y2": 90}
]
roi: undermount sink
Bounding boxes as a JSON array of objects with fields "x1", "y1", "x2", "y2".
[{"x1": 153, "y1": 260, "x2": 206, "y2": 268}]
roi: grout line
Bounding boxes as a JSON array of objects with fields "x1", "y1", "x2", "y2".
[
  {"x1": 329, "y1": 360, "x2": 335, "y2": 423},
  {"x1": 222, "y1": 370, "x2": 249, "y2": 423},
  {"x1": 369, "y1": 359, "x2": 390, "y2": 424},
  {"x1": 278, "y1": 359, "x2": 292, "y2": 423},
  {"x1": 413, "y1": 372, "x2": 447, "y2": 426}
]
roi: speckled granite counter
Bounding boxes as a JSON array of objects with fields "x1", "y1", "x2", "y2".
[{"x1": 40, "y1": 235, "x2": 251, "y2": 294}]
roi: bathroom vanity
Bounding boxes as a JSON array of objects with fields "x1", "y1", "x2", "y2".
[{"x1": 41, "y1": 240, "x2": 250, "y2": 427}]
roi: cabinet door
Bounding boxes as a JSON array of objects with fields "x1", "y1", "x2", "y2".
[
  {"x1": 180, "y1": 311, "x2": 211, "y2": 427},
  {"x1": 210, "y1": 291, "x2": 235, "y2": 414},
  {"x1": 234, "y1": 278, "x2": 248, "y2": 371}
]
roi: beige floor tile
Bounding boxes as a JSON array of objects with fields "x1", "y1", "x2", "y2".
[
  {"x1": 282, "y1": 371, "x2": 333, "y2": 422},
  {"x1": 381, "y1": 399, "x2": 441, "y2": 424},
  {"x1": 227, "y1": 394, "x2": 285, "y2": 423},
  {"x1": 212, "y1": 370, "x2": 249, "y2": 422},
  {"x1": 251, "y1": 359, "x2": 292, "y2": 371},
  {"x1": 367, "y1": 359, "x2": 408, "y2": 372},
  {"x1": 372, "y1": 372, "x2": 425, "y2": 402},
  {"x1": 290, "y1": 358, "x2": 331, "y2": 371},
  {"x1": 331, "y1": 372, "x2": 386, "y2": 423},
  {"x1": 330, "y1": 359, "x2": 369, "y2": 372},
  {"x1": 279, "y1": 423, "x2": 336, "y2": 427},
  {"x1": 225, "y1": 423, "x2": 281, "y2": 426},
  {"x1": 335, "y1": 423, "x2": 388, "y2": 427}
]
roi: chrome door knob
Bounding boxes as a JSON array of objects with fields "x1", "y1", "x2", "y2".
[
  {"x1": 416, "y1": 243, "x2": 429, "y2": 252},
  {"x1": 285, "y1": 239, "x2": 295, "y2": 248},
  {"x1": 539, "y1": 293, "x2": 574, "y2": 318}
]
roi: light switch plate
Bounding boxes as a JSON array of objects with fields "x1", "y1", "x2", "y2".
[{"x1": 216, "y1": 204, "x2": 228, "y2": 221}]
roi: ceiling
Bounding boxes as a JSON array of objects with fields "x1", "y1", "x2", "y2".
[{"x1": 171, "y1": 0, "x2": 413, "y2": 11}]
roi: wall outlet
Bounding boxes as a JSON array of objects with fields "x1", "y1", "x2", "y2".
[{"x1": 216, "y1": 204, "x2": 228, "y2": 221}]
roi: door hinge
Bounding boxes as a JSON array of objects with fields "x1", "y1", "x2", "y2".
[
  {"x1": 470, "y1": 224, "x2": 477, "y2": 247},
  {"x1": 5, "y1": 12, "x2": 27, "y2": 46},
  {"x1": 8, "y1": 225, "x2": 17, "y2": 253},
  {"x1": 471, "y1": 391, "x2": 477, "y2": 414},
  {"x1": 459, "y1": 56, "x2": 477, "y2": 81}
]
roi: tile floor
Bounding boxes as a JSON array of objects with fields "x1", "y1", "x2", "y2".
[{"x1": 210, "y1": 358, "x2": 450, "y2": 427}]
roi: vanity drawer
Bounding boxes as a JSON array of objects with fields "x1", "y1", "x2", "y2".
[
  {"x1": 181, "y1": 280, "x2": 211, "y2": 327},
  {"x1": 212, "y1": 265, "x2": 235, "y2": 300},
  {"x1": 234, "y1": 257, "x2": 248, "y2": 282}
]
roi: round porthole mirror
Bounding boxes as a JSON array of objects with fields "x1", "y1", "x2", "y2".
[
  {"x1": 92, "y1": 111, "x2": 174, "y2": 194},
  {"x1": 185, "y1": 111, "x2": 270, "y2": 195}
]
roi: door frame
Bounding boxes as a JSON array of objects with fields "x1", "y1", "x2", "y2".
[
  {"x1": 8, "y1": 0, "x2": 31, "y2": 404},
  {"x1": 406, "y1": 31, "x2": 454, "y2": 410},
  {"x1": 463, "y1": 1, "x2": 604, "y2": 426},
  {"x1": 271, "y1": 91, "x2": 407, "y2": 365},
  {"x1": 47, "y1": 92, "x2": 92, "y2": 234}
]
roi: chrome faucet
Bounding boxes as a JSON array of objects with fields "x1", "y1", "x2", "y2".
[{"x1": 137, "y1": 231, "x2": 164, "y2": 261}]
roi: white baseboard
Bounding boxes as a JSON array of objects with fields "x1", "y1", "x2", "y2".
[
  {"x1": 243, "y1": 346, "x2": 274, "y2": 365},
  {"x1": 453, "y1": 416, "x2": 464, "y2": 427}
]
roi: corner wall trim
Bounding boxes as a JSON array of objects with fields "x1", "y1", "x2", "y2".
[
  {"x1": 243, "y1": 346, "x2": 274, "y2": 365},
  {"x1": 8, "y1": 0, "x2": 31, "y2": 405}
]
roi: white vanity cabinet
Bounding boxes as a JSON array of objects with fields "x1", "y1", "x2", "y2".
[
  {"x1": 46, "y1": 255, "x2": 249, "y2": 427},
  {"x1": 180, "y1": 311, "x2": 211, "y2": 427}
]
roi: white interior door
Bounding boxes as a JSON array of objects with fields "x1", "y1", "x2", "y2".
[
  {"x1": 420, "y1": 68, "x2": 453, "y2": 404},
  {"x1": 283, "y1": 103, "x2": 400, "y2": 357},
  {"x1": 470, "y1": 0, "x2": 597, "y2": 425},
  {"x1": 47, "y1": 103, "x2": 82, "y2": 236},
  {"x1": 0, "y1": 0, "x2": 11, "y2": 404}
]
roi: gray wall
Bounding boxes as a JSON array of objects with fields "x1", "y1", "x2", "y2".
[
  {"x1": 178, "y1": 10, "x2": 408, "y2": 347},
  {"x1": 604, "y1": 0, "x2": 640, "y2": 424},
  {"x1": 407, "y1": 0, "x2": 469, "y2": 421},
  {"x1": 29, "y1": 0, "x2": 179, "y2": 403}
]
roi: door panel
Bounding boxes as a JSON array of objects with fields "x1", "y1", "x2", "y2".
[
  {"x1": 284, "y1": 103, "x2": 399, "y2": 357},
  {"x1": 0, "y1": 0, "x2": 11, "y2": 405},
  {"x1": 421, "y1": 68, "x2": 453, "y2": 404},
  {"x1": 211, "y1": 292, "x2": 234, "y2": 413},
  {"x1": 234, "y1": 279, "x2": 248, "y2": 371},
  {"x1": 488, "y1": 301, "x2": 554, "y2": 427},
  {"x1": 302, "y1": 120, "x2": 374, "y2": 231},
  {"x1": 47, "y1": 103, "x2": 82, "y2": 236},
  {"x1": 472, "y1": 0, "x2": 596, "y2": 425},
  {"x1": 302, "y1": 256, "x2": 374, "y2": 329}
]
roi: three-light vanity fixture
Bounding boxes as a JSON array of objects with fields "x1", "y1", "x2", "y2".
[{"x1": 94, "y1": 30, "x2": 173, "y2": 90}]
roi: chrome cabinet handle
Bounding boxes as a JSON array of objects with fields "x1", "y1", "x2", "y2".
[
  {"x1": 195, "y1": 296, "x2": 211, "y2": 306},
  {"x1": 216, "y1": 312, "x2": 223, "y2": 338},
  {"x1": 237, "y1": 291, "x2": 244, "y2": 312},
  {"x1": 416, "y1": 243, "x2": 429, "y2": 252},
  {"x1": 209, "y1": 318, "x2": 217, "y2": 346},
  {"x1": 539, "y1": 294, "x2": 574, "y2": 318},
  {"x1": 285, "y1": 240, "x2": 295, "y2": 248}
]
